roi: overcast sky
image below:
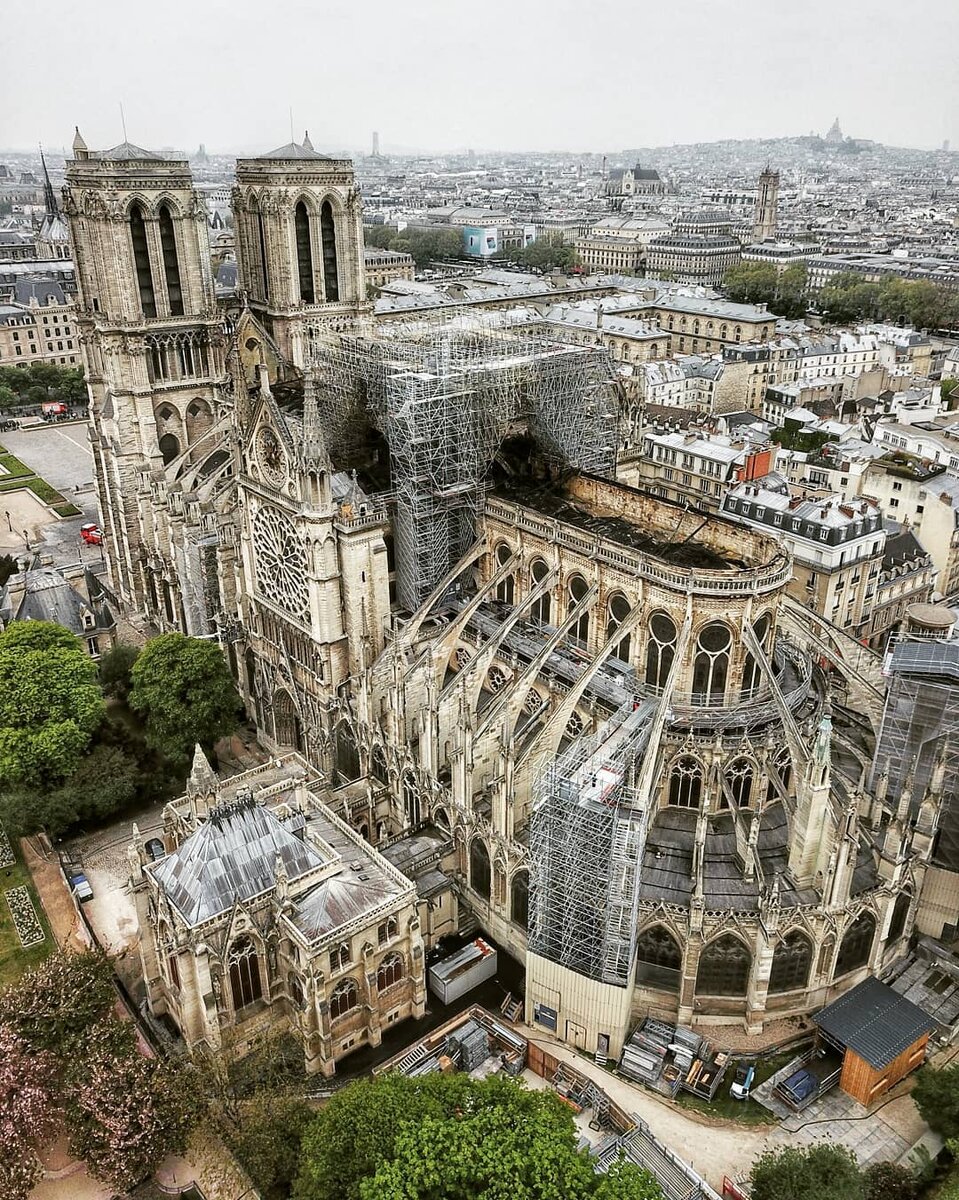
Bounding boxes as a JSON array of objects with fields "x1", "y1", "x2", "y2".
[{"x1": 4, "y1": 0, "x2": 958, "y2": 156}]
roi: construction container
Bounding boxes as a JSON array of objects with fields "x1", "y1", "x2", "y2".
[{"x1": 428, "y1": 938, "x2": 498, "y2": 1004}]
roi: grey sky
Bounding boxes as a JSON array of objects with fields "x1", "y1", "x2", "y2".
[{"x1": 4, "y1": 0, "x2": 958, "y2": 155}]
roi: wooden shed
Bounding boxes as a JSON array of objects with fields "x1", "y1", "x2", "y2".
[{"x1": 813, "y1": 977, "x2": 937, "y2": 1106}]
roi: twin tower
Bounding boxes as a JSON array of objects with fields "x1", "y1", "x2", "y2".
[{"x1": 62, "y1": 130, "x2": 368, "y2": 608}]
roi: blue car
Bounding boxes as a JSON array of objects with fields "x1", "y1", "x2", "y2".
[{"x1": 777, "y1": 1068, "x2": 817, "y2": 1106}]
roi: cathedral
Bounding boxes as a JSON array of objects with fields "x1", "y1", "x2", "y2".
[{"x1": 62, "y1": 132, "x2": 941, "y2": 1072}]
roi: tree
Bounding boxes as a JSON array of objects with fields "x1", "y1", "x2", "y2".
[
  {"x1": 129, "y1": 633, "x2": 240, "y2": 765},
  {"x1": 520, "y1": 235, "x2": 578, "y2": 273},
  {"x1": 0, "y1": 950, "x2": 116, "y2": 1052},
  {"x1": 64, "y1": 1021, "x2": 205, "y2": 1192},
  {"x1": 750, "y1": 1144, "x2": 865, "y2": 1200},
  {"x1": 0, "y1": 1024, "x2": 60, "y2": 1200},
  {"x1": 863, "y1": 1161, "x2": 918, "y2": 1200},
  {"x1": 98, "y1": 643, "x2": 140, "y2": 702},
  {"x1": 0, "y1": 621, "x2": 105, "y2": 788},
  {"x1": 295, "y1": 1073, "x2": 662, "y2": 1200},
  {"x1": 941, "y1": 378, "x2": 959, "y2": 410},
  {"x1": 912, "y1": 1063, "x2": 959, "y2": 1139},
  {"x1": 227, "y1": 1093, "x2": 314, "y2": 1200}
]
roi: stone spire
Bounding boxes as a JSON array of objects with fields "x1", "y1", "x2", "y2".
[
  {"x1": 72, "y1": 126, "x2": 88, "y2": 159},
  {"x1": 299, "y1": 368, "x2": 331, "y2": 472},
  {"x1": 302, "y1": 131, "x2": 314, "y2": 152},
  {"x1": 187, "y1": 744, "x2": 219, "y2": 819},
  {"x1": 39, "y1": 148, "x2": 59, "y2": 217}
]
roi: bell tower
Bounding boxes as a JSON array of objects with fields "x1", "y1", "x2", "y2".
[
  {"x1": 753, "y1": 165, "x2": 780, "y2": 243},
  {"x1": 232, "y1": 134, "x2": 369, "y2": 365},
  {"x1": 63, "y1": 131, "x2": 224, "y2": 613}
]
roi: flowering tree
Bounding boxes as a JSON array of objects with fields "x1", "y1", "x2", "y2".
[
  {"x1": 0, "y1": 950, "x2": 116, "y2": 1051},
  {"x1": 65, "y1": 1022, "x2": 205, "y2": 1192},
  {"x1": 0, "y1": 1024, "x2": 60, "y2": 1199}
]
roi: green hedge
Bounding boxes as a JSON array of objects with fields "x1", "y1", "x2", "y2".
[{"x1": 0, "y1": 453, "x2": 33, "y2": 481}]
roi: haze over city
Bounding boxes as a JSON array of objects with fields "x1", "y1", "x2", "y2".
[{"x1": 3, "y1": 0, "x2": 959, "y2": 154}]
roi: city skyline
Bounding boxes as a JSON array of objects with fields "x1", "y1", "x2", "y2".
[{"x1": 3, "y1": 0, "x2": 958, "y2": 155}]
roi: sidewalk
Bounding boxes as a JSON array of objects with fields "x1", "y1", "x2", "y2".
[{"x1": 21, "y1": 835, "x2": 87, "y2": 951}]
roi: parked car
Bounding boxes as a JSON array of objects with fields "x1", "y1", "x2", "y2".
[
  {"x1": 70, "y1": 873, "x2": 94, "y2": 903},
  {"x1": 776, "y1": 1067, "x2": 817, "y2": 1107},
  {"x1": 730, "y1": 1062, "x2": 755, "y2": 1100},
  {"x1": 80, "y1": 523, "x2": 102, "y2": 546},
  {"x1": 145, "y1": 837, "x2": 166, "y2": 862}
]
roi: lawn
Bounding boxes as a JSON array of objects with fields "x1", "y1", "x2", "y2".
[
  {"x1": 0, "y1": 442, "x2": 81, "y2": 518},
  {"x1": 0, "y1": 840, "x2": 54, "y2": 991},
  {"x1": 675, "y1": 1051, "x2": 796, "y2": 1125}
]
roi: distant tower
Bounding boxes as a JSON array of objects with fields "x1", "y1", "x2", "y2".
[
  {"x1": 232, "y1": 133, "x2": 369, "y2": 364},
  {"x1": 826, "y1": 117, "x2": 843, "y2": 144},
  {"x1": 753, "y1": 165, "x2": 780, "y2": 242},
  {"x1": 372, "y1": 131, "x2": 380, "y2": 158}
]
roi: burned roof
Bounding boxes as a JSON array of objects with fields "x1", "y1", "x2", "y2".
[
  {"x1": 813, "y1": 976, "x2": 936, "y2": 1070},
  {"x1": 150, "y1": 795, "x2": 328, "y2": 925}
]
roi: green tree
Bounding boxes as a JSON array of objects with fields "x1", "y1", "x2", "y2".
[
  {"x1": 863, "y1": 1160, "x2": 918, "y2": 1200},
  {"x1": 723, "y1": 262, "x2": 778, "y2": 306},
  {"x1": 0, "y1": 622, "x2": 105, "y2": 788},
  {"x1": 98, "y1": 642, "x2": 141, "y2": 702},
  {"x1": 941, "y1": 378, "x2": 959, "y2": 410},
  {"x1": 227, "y1": 1093, "x2": 314, "y2": 1200},
  {"x1": 912, "y1": 1063, "x2": 959, "y2": 1139},
  {"x1": 520, "y1": 234, "x2": 578, "y2": 273},
  {"x1": 295, "y1": 1073, "x2": 662, "y2": 1200},
  {"x1": 129, "y1": 633, "x2": 240, "y2": 765},
  {"x1": 750, "y1": 1143, "x2": 865, "y2": 1200}
]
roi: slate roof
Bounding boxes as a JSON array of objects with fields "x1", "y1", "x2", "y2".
[
  {"x1": 150, "y1": 796, "x2": 328, "y2": 926},
  {"x1": 97, "y1": 141, "x2": 165, "y2": 161},
  {"x1": 259, "y1": 139, "x2": 330, "y2": 161},
  {"x1": 814, "y1": 976, "x2": 937, "y2": 1069}
]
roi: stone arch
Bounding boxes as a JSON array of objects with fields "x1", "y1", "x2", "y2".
[
  {"x1": 320, "y1": 198, "x2": 340, "y2": 302},
  {"x1": 636, "y1": 924, "x2": 682, "y2": 991},
  {"x1": 887, "y1": 891, "x2": 912, "y2": 944},
  {"x1": 370, "y1": 743, "x2": 389, "y2": 784},
  {"x1": 768, "y1": 929, "x2": 813, "y2": 993},
  {"x1": 726, "y1": 757, "x2": 755, "y2": 809},
  {"x1": 329, "y1": 977, "x2": 358, "y2": 1020},
  {"x1": 696, "y1": 933, "x2": 751, "y2": 996},
  {"x1": 566, "y1": 572, "x2": 590, "y2": 645},
  {"x1": 606, "y1": 591, "x2": 632, "y2": 662},
  {"x1": 692, "y1": 621, "x2": 732, "y2": 703},
  {"x1": 157, "y1": 202, "x2": 184, "y2": 316},
  {"x1": 158, "y1": 432, "x2": 181, "y2": 465},
  {"x1": 469, "y1": 838, "x2": 491, "y2": 902},
  {"x1": 494, "y1": 542, "x2": 514, "y2": 605},
  {"x1": 529, "y1": 557, "x2": 551, "y2": 624},
  {"x1": 667, "y1": 754, "x2": 703, "y2": 808},
  {"x1": 294, "y1": 198, "x2": 316, "y2": 304},
  {"x1": 402, "y1": 772, "x2": 420, "y2": 827},
  {"x1": 835, "y1": 910, "x2": 876, "y2": 977},
  {"x1": 334, "y1": 721, "x2": 361, "y2": 782},
  {"x1": 377, "y1": 952, "x2": 404, "y2": 992},
  {"x1": 129, "y1": 200, "x2": 157, "y2": 318},
  {"x1": 273, "y1": 687, "x2": 303, "y2": 752},
  {"x1": 645, "y1": 611, "x2": 676, "y2": 689},
  {"x1": 185, "y1": 397, "x2": 214, "y2": 444},
  {"x1": 227, "y1": 933, "x2": 263, "y2": 1011},
  {"x1": 510, "y1": 869, "x2": 529, "y2": 930},
  {"x1": 742, "y1": 611, "x2": 773, "y2": 695}
]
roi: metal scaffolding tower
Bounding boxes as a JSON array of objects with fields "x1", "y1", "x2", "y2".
[
  {"x1": 310, "y1": 313, "x2": 619, "y2": 611},
  {"x1": 528, "y1": 699, "x2": 655, "y2": 987},
  {"x1": 871, "y1": 638, "x2": 959, "y2": 868}
]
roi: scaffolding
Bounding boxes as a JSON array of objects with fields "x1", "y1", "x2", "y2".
[
  {"x1": 309, "y1": 313, "x2": 619, "y2": 611},
  {"x1": 528, "y1": 699, "x2": 656, "y2": 987},
  {"x1": 871, "y1": 638, "x2": 959, "y2": 868}
]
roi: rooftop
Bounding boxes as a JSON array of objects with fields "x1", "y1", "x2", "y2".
[{"x1": 814, "y1": 976, "x2": 937, "y2": 1070}]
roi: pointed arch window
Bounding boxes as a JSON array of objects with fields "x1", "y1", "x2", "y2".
[
  {"x1": 636, "y1": 925, "x2": 682, "y2": 991},
  {"x1": 606, "y1": 592, "x2": 631, "y2": 662},
  {"x1": 158, "y1": 204, "x2": 183, "y2": 316},
  {"x1": 529, "y1": 558, "x2": 551, "y2": 625},
  {"x1": 511, "y1": 870, "x2": 529, "y2": 930},
  {"x1": 255, "y1": 203, "x2": 270, "y2": 301},
  {"x1": 329, "y1": 942, "x2": 351, "y2": 973},
  {"x1": 769, "y1": 930, "x2": 812, "y2": 993},
  {"x1": 887, "y1": 892, "x2": 912, "y2": 944},
  {"x1": 835, "y1": 911, "x2": 876, "y2": 977},
  {"x1": 645, "y1": 612, "x2": 676, "y2": 689},
  {"x1": 693, "y1": 622, "x2": 731, "y2": 703},
  {"x1": 129, "y1": 203, "x2": 156, "y2": 317},
  {"x1": 321, "y1": 200, "x2": 339, "y2": 302},
  {"x1": 494, "y1": 543, "x2": 514, "y2": 605},
  {"x1": 294, "y1": 201, "x2": 315, "y2": 303},
  {"x1": 228, "y1": 935, "x2": 262, "y2": 1010},
  {"x1": 696, "y1": 934, "x2": 751, "y2": 996},
  {"x1": 726, "y1": 758, "x2": 754, "y2": 809},
  {"x1": 402, "y1": 774, "x2": 420, "y2": 827},
  {"x1": 742, "y1": 613, "x2": 771, "y2": 696},
  {"x1": 377, "y1": 953, "x2": 404, "y2": 992},
  {"x1": 668, "y1": 755, "x2": 703, "y2": 808},
  {"x1": 470, "y1": 839, "x2": 491, "y2": 902},
  {"x1": 566, "y1": 573, "x2": 590, "y2": 646},
  {"x1": 329, "y1": 978, "x2": 357, "y2": 1020}
]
